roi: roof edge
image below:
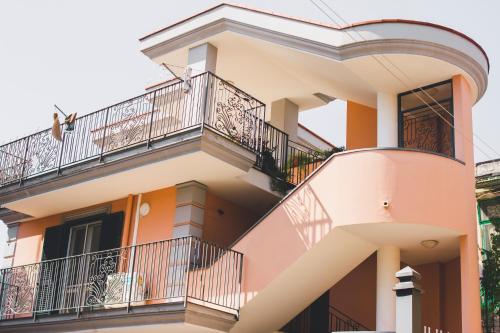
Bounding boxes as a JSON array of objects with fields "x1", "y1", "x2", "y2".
[{"x1": 138, "y1": 3, "x2": 489, "y2": 70}]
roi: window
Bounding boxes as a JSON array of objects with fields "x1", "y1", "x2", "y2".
[
  {"x1": 398, "y1": 80, "x2": 454, "y2": 157},
  {"x1": 67, "y1": 221, "x2": 102, "y2": 256}
]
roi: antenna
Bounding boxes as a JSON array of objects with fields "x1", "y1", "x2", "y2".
[{"x1": 52, "y1": 104, "x2": 77, "y2": 141}]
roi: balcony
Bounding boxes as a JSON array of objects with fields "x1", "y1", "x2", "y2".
[
  {"x1": 0, "y1": 72, "x2": 323, "y2": 219},
  {"x1": 0, "y1": 72, "x2": 265, "y2": 187},
  {"x1": 0, "y1": 237, "x2": 242, "y2": 332}
]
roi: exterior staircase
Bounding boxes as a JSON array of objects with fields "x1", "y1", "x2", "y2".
[{"x1": 230, "y1": 152, "x2": 377, "y2": 333}]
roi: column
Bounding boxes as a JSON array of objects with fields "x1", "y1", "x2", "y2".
[
  {"x1": 270, "y1": 98, "x2": 299, "y2": 140},
  {"x1": 377, "y1": 92, "x2": 398, "y2": 147},
  {"x1": 184, "y1": 43, "x2": 218, "y2": 128},
  {"x1": 173, "y1": 181, "x2": 207, "y2": 238},
  {"x1": 377, "y1": 245, "x2": 400, "y2": 331},
  {"x1": 168, "y1": 181, "x2": 207, "y2": 297},
  {"x1": 188, "y1": 43, "x2": 217, "y2": 73}
]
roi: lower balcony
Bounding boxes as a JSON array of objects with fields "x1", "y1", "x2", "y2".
[{"x1": 0, "y1": 237, "x2": 242, "y2": 333}]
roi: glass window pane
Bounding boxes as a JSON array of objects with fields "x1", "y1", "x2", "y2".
[{"x1": 399, "y1": 81, "x2": 454, "y2": 157}]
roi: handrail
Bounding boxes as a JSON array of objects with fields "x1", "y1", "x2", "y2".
[
  {"x1": 329, "y1": 305, "x2": 370, "y2": 331},
  {"x1": 0, "y1": 72, "x2": 266, "y2": 187},
  {"x1": 0, "y1": 236, "x2": 242, "y2": 320}
]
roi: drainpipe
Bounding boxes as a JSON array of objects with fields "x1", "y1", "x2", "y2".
[
  {"x1": 120, "y1": 194, "x2": 134, "y2": 247},
  {"x1": 131, "y1": 194, "x2": 142, "y2": 246}
]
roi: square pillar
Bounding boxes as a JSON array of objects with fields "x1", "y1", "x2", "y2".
[
  {"x1": 270, "y1": 98, "x2": 299, "y2": 140},
  {"x1": 377, "y1": 245, "x2": 400, "y2": 331},
  {"x1": 188, "y1": 43, "x2": 217, "y2": 73},
  {"x1": 377, "y1": 92, "x2": 398, "y2": 147}
]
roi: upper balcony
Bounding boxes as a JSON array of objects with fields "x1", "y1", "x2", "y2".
[{"x1": 0, "y1": 72, "x2": 326, "y2": 222}]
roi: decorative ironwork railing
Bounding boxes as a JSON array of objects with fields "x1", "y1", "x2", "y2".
[
  {"x1": 0, "y1": 72, "x2": 265, "y2": 187},
  {"x1": 0, "y1": 237, "x2": 243, "y2": 320},
  {"x1": 286, "y1": 141, "x2": 325, "y2": 185}
]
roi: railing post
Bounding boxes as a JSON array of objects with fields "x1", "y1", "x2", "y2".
[
  {"x1": 99, "y1": 108, "x2": 110, "y2": 162},
  {"x1": 76, "y1": 254, "x2": 88, "y2": 318},
  {"x1": 127, "y1": 245, "x2": 137, "y2": 313},
  {"x1": 57, "y1": 131, "x2": 66, "y2": 175},
  {"x1": 184, "y1": 237, "x2": 193, "y2": 308},
  {"x1": 18, "y1": 136, "x2": 30, "y2": 186},
  {"x1": 147, "y1": 90, "x2": 158, "y2": 148},
  {"x1": 0, "y1": 270, "x2": 6, "y2": 320},
  {"x1": 200, "y1": 73, "x2": 210, "y2": 134}
]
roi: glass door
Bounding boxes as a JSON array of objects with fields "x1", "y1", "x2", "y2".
[{"x1": 61, "y1": 221, "x2": 102, "y2": 311}]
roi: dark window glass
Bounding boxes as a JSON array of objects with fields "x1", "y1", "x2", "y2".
[{"x1": 398, "y1": 80, "x2": 454, "y2": 157}]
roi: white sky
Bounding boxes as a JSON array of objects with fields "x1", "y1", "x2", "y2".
[{"x1": 0, "y1": 0, "x2": 498, "y2": 162}]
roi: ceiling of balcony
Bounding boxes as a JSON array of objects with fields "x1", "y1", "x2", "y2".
[
  {"x1": 140, "y1": 4, "x2": 488, "y2": 112},
  {"x1": 2, "y1": 139, "x2": 281, "y2": 219}
]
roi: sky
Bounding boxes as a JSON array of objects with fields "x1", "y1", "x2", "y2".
[{"x1": 0, "y1": 0, "x2": 498, "y2": 162}]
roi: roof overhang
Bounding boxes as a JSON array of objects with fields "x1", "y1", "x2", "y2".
[{"x1": 139, "y1": 3, "x2": 489, "y2": 110}]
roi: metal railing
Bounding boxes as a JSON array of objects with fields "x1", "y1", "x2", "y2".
[
  {"x1": 281, "y1": 304, "x2": 368, "y2": 332},
  {"x1": 286, "y1": 141, "x2": 326, "y2": 185},
  {"x1": 0, "y1": 72, "x2": 265, "y2": 187},
  {"x1": 0, "y1": 237, "x2": 243, "y2": 320},
  {"x1": 329, "y1": 306, "x2": 369, "y2": 331}
]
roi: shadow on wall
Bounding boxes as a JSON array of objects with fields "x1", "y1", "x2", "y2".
[{"x1": 283, "y1": 183, "x2": 332, "y2": 251}]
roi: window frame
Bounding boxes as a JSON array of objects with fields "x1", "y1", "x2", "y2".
[{"x1": 397, "y1": 79, "x2": 455, "y2": 158}]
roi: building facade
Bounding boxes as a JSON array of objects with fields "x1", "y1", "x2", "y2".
[{"x1": 0, "y1": 4, "x2": 489, "y2": 333}]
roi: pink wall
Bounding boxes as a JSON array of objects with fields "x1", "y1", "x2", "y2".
[{"x1": 453, "y1": 75, "x2": 482, "y2": 333}]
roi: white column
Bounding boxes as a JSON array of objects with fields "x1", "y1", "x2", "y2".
[
  {"x1": 377, "y1": 92, "x2": 398, "y2": 147},
  {"x1": 376, "y1": 246, "x2": 400, "y2": 331},
  {"x1": 270, "y1": 98, "x2": 299, "y2": 140},
  {"x1": 187, "y1": 43, "x2": 218, "y2": 73}
]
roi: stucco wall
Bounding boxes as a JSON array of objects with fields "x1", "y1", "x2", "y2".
[
  {"x1": 346, "y1": 101, "x2": 377, "y2": 150},
  {"x1": 328, "y1": 256, "x2": 462, "y2": 332},
  {"x1": 127, "y1": 187, "x2": 176, "y2": 245},
  {"x1": 329, "y1": 252, "x2": 377, "y2": 330},
  {"x1": 203, "y1": 191, "x2": 259, "y2": 247},
  {"x1": 13, "y1": 198, "x2": 127, "y2": 266}
]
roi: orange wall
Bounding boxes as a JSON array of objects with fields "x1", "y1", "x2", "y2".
[
  {"x1": 346, "y1": 101, "x2": 377, "y2": 150},
  {"x1": 329, "y1": 253, "x2": 377, "y2": 330},
  {"x1": 203, "y1": 191, "x2": 259, "y2": 248},
  {"x1": 441, "y1": 258, "x2": 462, "y2": 333},
  {"x1": 414, "y1": 262, "x2": 442, "y2": 329},
  {"x1": 127, "y1": 187, "x2": 176, "y2": 245},
  {"x1": 13, "y1": 198, "x2": 127, "y2": 266},
  {"x1": 329, "y1": 256, "x2": 462, "y2": 332}
]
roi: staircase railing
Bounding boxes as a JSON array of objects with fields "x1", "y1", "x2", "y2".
[{"x1": 329, "y1": 306, "x2": 370, "y2": 331}]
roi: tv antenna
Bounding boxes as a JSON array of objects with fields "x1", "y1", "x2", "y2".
[{"x1": 52, "y1": 104, "x2": 77, "y2": 141}]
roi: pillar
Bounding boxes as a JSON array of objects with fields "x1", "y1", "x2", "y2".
[
  {"x1": 377, "y1": 92, "x2": 398, "y2": 147},
  {"x1": 394, "y1": 266, "x2": 423, "y2": 333},
  {"x1": 377, "y1": 246, "x2": 400, "y2": 331},
  {"x1": 270, "y1": 98, "x2": 299, "y2": 140},
  {"x1": 453, "y1": 75, "x2": 482, "y2": 333},
  {"x1": 173, "y1": 181, "x2": 207, "y2": 238},
  {"x1": 188, "y1": 43, "x2": 217, "y2": 73}
]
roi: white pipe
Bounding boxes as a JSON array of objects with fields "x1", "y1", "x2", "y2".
[{"x1": 131, "y1": 194, "x2": 142, "y2": 246}]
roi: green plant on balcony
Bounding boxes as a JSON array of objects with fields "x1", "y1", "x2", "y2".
[
  {"x1": 481, "y1": 220, "x2": 500, "y2": 333},
  {"x1": 259, "y1": 148, "x2": 291, "y2": 195}
]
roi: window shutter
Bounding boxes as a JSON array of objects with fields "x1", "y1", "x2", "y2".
[
  {"x1": 42, "y1": 224, "x2": 70, "y2": 260},
  {"x1": 99, "y1": 211, "x2": 124, "y2": 251}
]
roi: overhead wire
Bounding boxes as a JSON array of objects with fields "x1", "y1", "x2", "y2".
[{"x1": 309, "y1": 0, "x2": 496, "y2": 160}]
